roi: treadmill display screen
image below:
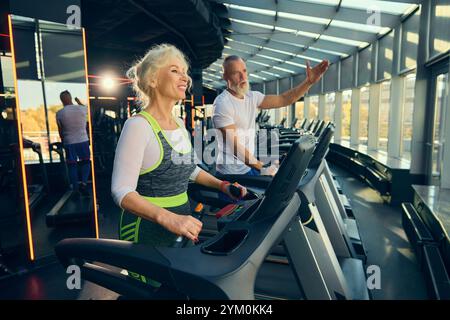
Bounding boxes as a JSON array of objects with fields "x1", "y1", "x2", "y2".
[
  {"x1": 252, "y1": 135, "x2": 316, "y2": 221},
  {"x1": 309, "y1": 124, "x2": 335, "y2": 169}
]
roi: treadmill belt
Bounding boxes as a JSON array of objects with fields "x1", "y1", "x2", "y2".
[
  {"x1": 60, "y1": 193, "x2": 92, "y2": 215},
  {"x1": 46, "y1": 191, "x2": 93, "y2": 226},
  {"x1": 255, "y1": 261, "x2": 304, "y2": 300}
]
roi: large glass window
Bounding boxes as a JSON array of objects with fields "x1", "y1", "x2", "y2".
[
  {"x1": 1, "y1": 55, "x2": 14, "y2": 91},
  {"x1": 359, "y1": 86, "x2": 370, "y2": 146},
  {"x1": 429, "y1": 2, "x2": 450, "y2": 61},
  {"x1": 279, "y1": 107, "x2": 289, "y2": 126},
  {"x1": 295, "y1": 100, "x2": 304, "y2": 128},
  {"x1": 378, "y1": 81, "x2": 391, "y2": 152},
  {"x1": 402, "y1": 74, "x2": 416, "y2": 160},
  {"x1": 432, "y1": 72, "x2": 448, "y2": 182},
  {"x1": 377, "y1": 31, "x2": 394, "y2": 81},
  {"x1": 342, "y1": 90, "x2": 352, "y2": 143},
  {"x1": 17, "y1": 80, "x2": 48, "y2": 163},
  {"x1": 358, "y1": 46, "x2": 372, "y2": 87},
  {"x1": 324, "y1": 93, "x2": 335, "y2": 123},
  {"x1": 308, "y1": 95, "x2": 319, "y2": 119},
  {"x1": 400, "y1": 9, "x2": 419, "y2": 71}
]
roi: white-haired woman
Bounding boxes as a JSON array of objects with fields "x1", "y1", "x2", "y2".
[{"x1": 111, "y1": 44, "x2": 246, "y2": 286}]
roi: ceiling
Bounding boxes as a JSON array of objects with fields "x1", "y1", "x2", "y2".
[
  {"x1": 81, "y1": 0, "x2": 228, "y2": 77},
  {"x1": 202, "y1": 0, "x2": 421, "y2": 90}
]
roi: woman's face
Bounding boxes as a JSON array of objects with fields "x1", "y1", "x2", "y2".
[{"x1": 154, "y1": 56, "x2": 189, "y2": 101}]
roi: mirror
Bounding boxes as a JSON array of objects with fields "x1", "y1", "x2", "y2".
[{"x1": 10, "y1": 15, "x2": 98, "y2": 260}]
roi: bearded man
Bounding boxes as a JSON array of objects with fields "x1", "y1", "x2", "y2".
[{"x1": 212, "y1": 55, "x2": 329, "y2": 176}]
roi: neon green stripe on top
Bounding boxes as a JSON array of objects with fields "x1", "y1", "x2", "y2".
[
  {"x1": 140, "y1": 110, "x2": 191, "y2": 154},
  {"x1": 143, "y1": 192, "x2": 188, "y2": 208},
  {"x1": 138, "y1": 111, "x2": 164, "y2": 175}
]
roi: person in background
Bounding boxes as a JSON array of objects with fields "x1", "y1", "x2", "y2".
[
  {"x1": 56, "y1": 90, "x2": 91, "y2": 195},
  {"x1": 213, "y1": 55, "x2": 329, "y2": 176}
]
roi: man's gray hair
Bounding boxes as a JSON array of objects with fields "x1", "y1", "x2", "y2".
[{"x1": 222, "y1": 55, "x2": 243, "y2": 71}]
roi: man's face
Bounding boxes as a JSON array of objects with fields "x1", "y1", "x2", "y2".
[{"x1": 224, "y1": 58, "x2": 249, "y2": 96}]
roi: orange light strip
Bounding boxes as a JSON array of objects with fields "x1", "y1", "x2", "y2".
[
  {"x1": 88, "y1": 96, "x2": 117, "y2": 100},
  {"x1": 82, "y1": 28, "x2": 99, "y2": 239},
  {"x1": 8, "y1": 15, "x2": 35, "y2": 261},
  {"x1": 202, "y1": 95, "x2": 205, "y2": 106}
]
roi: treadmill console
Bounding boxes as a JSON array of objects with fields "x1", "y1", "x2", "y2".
[{"x1": 201, "y1": 135, "x2": 316, "y2": 257}]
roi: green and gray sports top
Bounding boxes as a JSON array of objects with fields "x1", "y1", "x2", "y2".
[
  {"x1": 117, "y1": 110, "x2": 198, "y2": 248},
  {"x1": 111, "y1": 110, "x2": 201, "y2": 207}
]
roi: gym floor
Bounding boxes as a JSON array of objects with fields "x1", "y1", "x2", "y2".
[{"x1": 0, "y1": 165, "x2": 428, "y2": 300}]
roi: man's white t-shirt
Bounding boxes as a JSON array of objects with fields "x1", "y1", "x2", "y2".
[
  {"x1": 56, "y1": 105, "x2": 89, "y2": 145},
  {"x1": 212, "y1": 89, "x2": 265, "y2": 174}
]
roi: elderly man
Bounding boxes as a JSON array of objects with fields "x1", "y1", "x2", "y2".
[{"x1": 212, "y1": 55, "x2": 328, "y2": 176}]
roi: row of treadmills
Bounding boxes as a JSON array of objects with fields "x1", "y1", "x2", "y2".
[{"x1": 55, "y1": 119, "x2": 371, "y2": 300}]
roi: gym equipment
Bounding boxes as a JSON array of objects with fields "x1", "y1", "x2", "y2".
[
  {"x1": 220, "y1": 146, "x2": 370, "y2": 299},
  {"x1": 45, "y1": 142, "x2": 94, "y2": 227},
  {"x1": 0, "y1": 145, "x2": 20, "y2": 276},
  {"x1": 22, "y1": 138, "x2": 49, "y2": 211},
  {"x1": 55, "y1": 135, "x2": 316, "y2": 299},
  {"x1": 198, "y1": 124, "x2": 366, "y2": 262},
  {"x1": 314, "y1": 120, "x2": 327, "y2": 137}
]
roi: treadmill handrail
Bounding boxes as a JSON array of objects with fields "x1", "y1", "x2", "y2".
[{"x1": 56, "y1": 199, "x2": 300, "y2": 299}]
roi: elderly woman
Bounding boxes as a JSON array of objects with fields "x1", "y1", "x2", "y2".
[{"x1": 111, "y1": 44, "x2": 245, "y2": 285}]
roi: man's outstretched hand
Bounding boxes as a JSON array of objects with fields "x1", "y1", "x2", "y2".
[{"x1": 306, "y1": 60, "x2": 329, "y2": 85}]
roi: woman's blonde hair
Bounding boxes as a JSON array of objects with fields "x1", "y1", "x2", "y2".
[{"x1": 127, "y1": 44, "x2": 191, "y2": 107}]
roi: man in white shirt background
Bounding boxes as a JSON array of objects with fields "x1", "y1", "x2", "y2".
[
  {"x1": 56, "y1": 90, "x2": 91, "y2": 195},
  {"x1": 212, "y1": 55, "x2": 329, "y2": 176}
]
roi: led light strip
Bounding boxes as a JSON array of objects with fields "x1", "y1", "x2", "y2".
[
  {"x1": 82, "y1": 28, "x2": 99, "y2": 239},
  {"x1": 8, "y1": 14, "x2": 35, "y2": 261}
]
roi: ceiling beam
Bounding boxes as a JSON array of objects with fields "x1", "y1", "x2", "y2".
[
  {"x1": 228, "y1": 34, "x2": 341, "y2": 62},
  {"x1": 230, "y1": 21, "x2": 357, "y2": 55},
  {"x1": 228, "y1": 7, "x2": 377, "y2": 44},
  {"x1": 215, "y1": 0, "x2": 401, "y2": 26}
]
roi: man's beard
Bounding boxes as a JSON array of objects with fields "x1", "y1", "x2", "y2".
[{"x1": 230, "y1": 81, "x2": 249, "y2": 96}]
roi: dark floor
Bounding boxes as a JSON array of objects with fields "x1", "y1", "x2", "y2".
[
  {"x1": 330, "y1": 165, "x2": 428, "y2": 300},
  {"x1": 31, "y1": 191, "x2": 95, "y2": 259},
  {"x1": 0, "y1": 166, "x2": 429, "y2": 300}
]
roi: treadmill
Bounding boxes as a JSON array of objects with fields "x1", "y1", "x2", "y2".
[
  {"x1": 46, "y1": 142, "x2": 94, "y2": 227},
  {"x1": 22, "y1": 139, "x2": 49, "y2": 211},
  {"x1": 192, "y1": 124, "x2": 366, "y2": 262},
  {"x1": 200, "y1": 127, "x2": 369, "y2": 299},
  {"x1": 55, "y1": 135, "x2": 316, "y2": 299}
]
